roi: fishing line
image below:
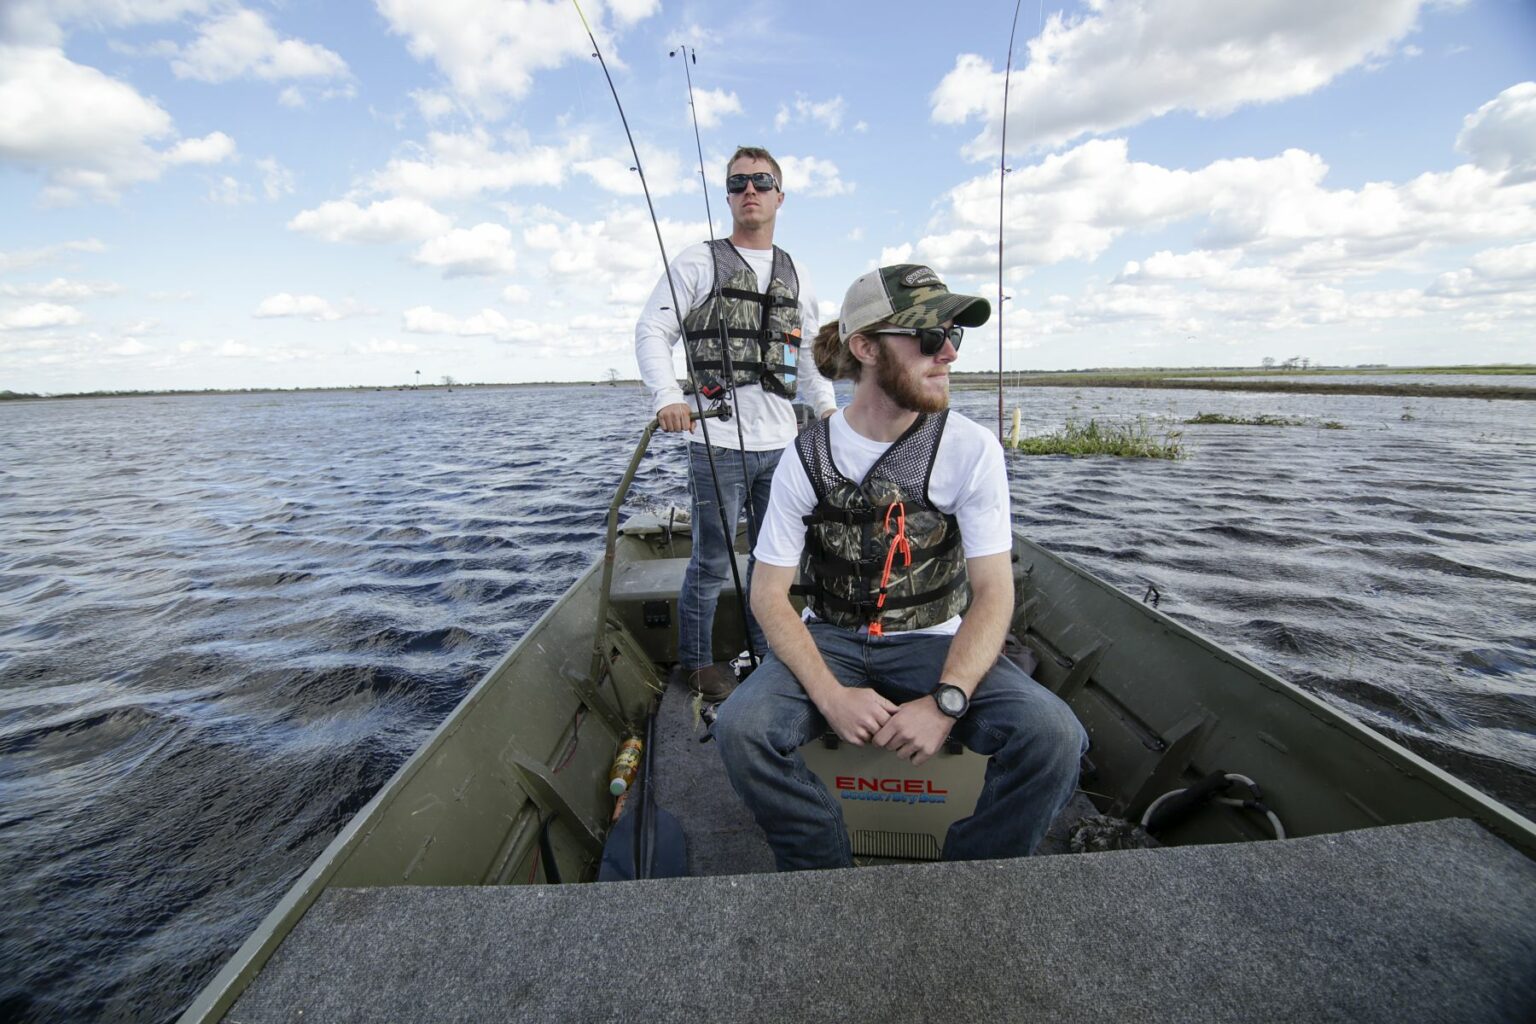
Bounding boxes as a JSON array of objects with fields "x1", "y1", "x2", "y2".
[
  {"x1": 671, "y1": 42, "x2": 762, "y2": 668},
  {"x1": 570, "y1": 0, "x2": 755, "y2": 673},
  {"x1": 997, "y1": 0, "x2": 1025, "y2": 445}
]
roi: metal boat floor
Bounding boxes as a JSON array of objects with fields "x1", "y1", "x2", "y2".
[{"x1": 226, "y1": 817, "x2": 1536, "y2": 1023}]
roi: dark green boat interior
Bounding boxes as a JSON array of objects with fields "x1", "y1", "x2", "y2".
[{"x1": 183, "y1": 503, "x2": 1536, "y2": 1022}]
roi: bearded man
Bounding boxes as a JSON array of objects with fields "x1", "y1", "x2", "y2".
[{"x1": 713, "y1": 264, "x2": 1086, "y2": 871}]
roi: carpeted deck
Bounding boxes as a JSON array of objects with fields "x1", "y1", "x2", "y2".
[{"x1": 226, "y1": 817, "x2": 1536, "y2": 1023}]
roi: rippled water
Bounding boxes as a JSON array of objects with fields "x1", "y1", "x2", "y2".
[{"x1": 2, "y1": 384, "x2": 1533, "y2": 1022}]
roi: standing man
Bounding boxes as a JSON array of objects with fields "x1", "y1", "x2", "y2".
[
  {"x1": 714, "y1": 264, "x2": 1086, "y2": 871},
  {"x1": 635, "y1": 146, "x2": 837, "y2": 702}
]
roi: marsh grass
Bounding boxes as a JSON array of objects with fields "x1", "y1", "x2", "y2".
[
  {"x1": 1186, "y1": 412, "x2": 1303, "y2": 427},
  {"x1": 1011, "y1": 417, "x2": 1184, "y2": 459},
  {"x1": 1187, "y1": 412, "x2": 1349, "y2": 430}
]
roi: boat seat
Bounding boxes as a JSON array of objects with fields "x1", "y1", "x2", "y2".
[
  {"x1": 607, "y1": 553, "x2": 751, "y2": 665},
  {"x1": 227, "y1": 817, "x2": 1536, "y2": 1023}
]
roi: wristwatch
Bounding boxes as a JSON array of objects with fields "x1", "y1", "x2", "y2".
[{"x1": 931, "y1": 683, "x2": 969, "y2": 719}]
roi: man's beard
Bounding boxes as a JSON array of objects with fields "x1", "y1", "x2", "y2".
[{"x1": 875, "y1": 342, "x2": 949, "y2": 414}]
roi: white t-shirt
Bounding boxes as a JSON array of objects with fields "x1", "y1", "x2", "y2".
[
  {"x1": 753, "y1": 409, "x2": 1012, "y2": 635},
  {"x1": 634, "y1": 241, "x2": 837, "y2": 451}
]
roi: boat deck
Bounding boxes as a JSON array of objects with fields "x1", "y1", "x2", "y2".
[{"x1": 226, "y1": 814, "x2": 1536, "y2": 1023}]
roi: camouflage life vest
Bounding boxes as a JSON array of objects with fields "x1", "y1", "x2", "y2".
[
  {"x1": 791, "y1": 411, "x2": 970, "y2": 633},
  {"x1": 681, "y1": 239, "x2": 802, "y2": 399}
]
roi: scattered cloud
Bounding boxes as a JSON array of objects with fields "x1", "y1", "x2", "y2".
[
  {"x1": 0, "y1": 302, "x2": 86, "y2": 330},
  {"x1": 777, "y1": 154, "x2": 851, "y2": 198},
  {"x1": 254, "y1": 293, "x2": 365, "y2": 321},
  {"x1": 287, "y1": 197, "x2": 452, "y2": 244},
  {"x1": 367, "y1": 128, "x2": 568, "y2": 202},
  {"x1": 413, "y1": 223, "x2": 519, "y2": 277},
  {"x1": 0, "y1": 44, "x2": 233, "y2": 202},
  {"x1": 1456, "y1": 81, "x2": 1536, "y2": 184},
  {"x1": 0, "y1": 278, "x2": 118, "y2": 300},
  {"x1": 775, "y1": 94, "x2": 846, "y2": 132},
  {"x1": 932, "y1": 0, "x2": 1428, "y2": 158},
  {"x1": 349, "y1": 337, "x2": 420, "y2": 354},
  {"x1": 257, "y1": 157, "x2": 294, "y2": 200},
  {"x1": 376, "y1": 0, "x2": 655, "y2": 117},
  {"x1": 572, "y1": 143, "x2": 694, "y2": 197},
  {"x1": 0, "y1": 239, "x2": 106, "y2": 273},
  {"x1": 170, "y1": 8, "x2": 349, "y2": 83},
  {"x1": 918, "y1": 136, "x2": 1536, "y2": 279},
  {"x1": 692, "y1": 88, "x2": 742, "y2": 129}
]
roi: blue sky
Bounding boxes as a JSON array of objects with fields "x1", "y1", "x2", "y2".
[{"x1": 2, "y1": 0, "x2": 1533, "y2": 393}]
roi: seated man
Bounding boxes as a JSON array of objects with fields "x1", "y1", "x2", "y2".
[{"x1": 714, "y1": 264, "x2": 1087, "y2": 871}]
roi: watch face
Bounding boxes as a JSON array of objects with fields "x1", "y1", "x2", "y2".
[{"x1": 937, "y1": 687, "x2": 965, "y2": 715}]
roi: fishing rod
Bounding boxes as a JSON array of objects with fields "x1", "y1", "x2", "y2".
[
  {"x1": 670, "y1": 42, "x2": 762, "y2": 669},
  {"x1": 998, "y1": 0, "x2": 1025, "y2": 445},
  {"x1": 570, "y1": 1, "x2": 756, "y2": 671}
]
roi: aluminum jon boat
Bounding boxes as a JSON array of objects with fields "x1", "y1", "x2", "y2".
[{"x1": 182, "y1": 417, "x2": 1536, "y2": 1024}]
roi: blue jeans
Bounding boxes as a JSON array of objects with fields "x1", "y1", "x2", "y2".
[
  {"x1": 713, "y1": 622, "x2": 1088, "y2": 871},
  {"x1": 678, "y1": 443, "x2": 781, "y2": 671}
]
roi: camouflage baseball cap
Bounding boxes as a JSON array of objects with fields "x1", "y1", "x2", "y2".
[{"x1": 838, "y1": 264, "x2": 991, "y2": 341}]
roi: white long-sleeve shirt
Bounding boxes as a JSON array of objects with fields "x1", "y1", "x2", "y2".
[{"x1": 634, "y1": 241, "x2": 837, "y2": 451}]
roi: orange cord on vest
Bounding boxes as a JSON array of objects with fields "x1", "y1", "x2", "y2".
[{"x1": 867, "y1": 501, "x2": 911, "y2": 637}]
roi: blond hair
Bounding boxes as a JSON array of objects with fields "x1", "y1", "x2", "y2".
[{"x1": 813, "y1": 320, "x2": 863, "y2": 381}]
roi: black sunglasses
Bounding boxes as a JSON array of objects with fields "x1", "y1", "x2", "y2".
[
  {"x1": 726, "y1": 172, "x2": 780, "y2": 194},
  {"x1": 874, "y1": 326, "x2": 964, "y2": 356}
]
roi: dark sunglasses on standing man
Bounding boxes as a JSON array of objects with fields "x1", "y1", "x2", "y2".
[
  {"x1": 726, "y1": 172, "x2": 780, "y2": 194},
  {"x1": 874, "y1": 326, "x2": 965, "y2": 356}
]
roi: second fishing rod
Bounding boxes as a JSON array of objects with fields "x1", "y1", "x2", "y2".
[{"x1": 571, "y1": 1, "x2": 759, "y2": 676}]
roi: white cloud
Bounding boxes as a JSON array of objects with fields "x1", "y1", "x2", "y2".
[
  {"x1": 572, "y1": 143, "x2": 693, "y2": 197},
  {"x1": 0, "y1": 278, "x2": 119, "y2": 300},
  {"x1": 919, "y1": 137, "x2": 1536, "y2": 278},
  {"x1": 367, "y1": 128, "x2": 567, "y2": 202},
  {"x1": 1428, "y1": 240, "x2": 1536, "y2": 297},
  {"x1": 609, "y1": 0, "x2": 659, "y2": 25},
  {"x1": 402, "y1": 305, "x2": 539, "y2": 341},
  {"x1": 255, "y1": 293, "x2": 348, "y2": 321},
  {"x1": 2, "y1": 0, "x2": 212, "y2": 47},
  {"x1": 411, "y1": 89, "x2": 456, "y2": 121},
  {"x1": 1456, "y1": 81, "x2": 1536, "y2": 184},
  {"x1": 287, "y1": 197, "x2": 453, "y2": 244},
  {"x1": 502, "y1": 284, "x2": 531, "y2": 304},
  {"x1": 0, "y1": 302, "x2": 86, "y2": 329},
  {"x1": 165, "y1": 131, "x2": 237, "y2": 165},
  {"x1": 376, "y1": 0, "x2": 648, "y2": 117},
  {"x1": 0, "y1": 239, "x2": 106, "y2": 273},
  {"x1": 349, "y1": 337, "x2": 420, "y2": 354},
  {"x1": 171, "y1": 8, "x2": 348, "y2": 83},
  {"x1": 774, "y1": 94, "x2": 846, "y2": 132},
  {"x1": 692, "y1": 88, "x2": 741, "y2": 129},
  {"x1": 257, "y1": 157, "x2": 294, "y2": 200},
  {"x1": 413, "y1": 223, "x2": 519, "y2": 277},
  {"x1": 0, "y1": 45, "x2": 236, "y2": 203},
  {"x1": 107, "y1": 338, "x2": 150, "y2": 356},
  {"x1": 207, "y1": 174, "x2": 252, "y2": 204},
  {"x1": 522, "y1": 207, "x2": 702, "y2": 302},
  {"x1": 777, "y1": 154, "x2": 851, "y2": 198},
  {"x1": 932, "y1": 0, "x2": 1426, "y2": 157}
]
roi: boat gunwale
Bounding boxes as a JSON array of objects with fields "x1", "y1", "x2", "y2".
[
  {"x1": 1015, "y1": 534, "x2": 1536, "y2": 856},
  {"x1": 176, "y1": 554, "x2": 614, "y2": 1024}
]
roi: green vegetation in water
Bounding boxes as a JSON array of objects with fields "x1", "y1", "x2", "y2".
[
  {"x1": 1010, "y1": 417, "x2": 1184, "y2": 459},
  {"x1": 1186, "y1": 412, "x2": 1304, "y2": 427},
  {"x1": 1185, "y1": 412, "x2": 1347, "y2": 429}
]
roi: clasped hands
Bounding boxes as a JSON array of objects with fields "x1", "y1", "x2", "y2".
[{"x1": 818, "y1": 685, "x2": 954, "y2": 767}]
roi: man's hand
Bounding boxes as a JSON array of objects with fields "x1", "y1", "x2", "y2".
[
  {"x1": 873, "y1": 697, "x2": 955, "y2": 767},
  {"x1": 657, "y1": 402, "x2": 693, "y2": 432},
  {"x1": 817, "y1": 686, "x2": 898, "y2": 746}
]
